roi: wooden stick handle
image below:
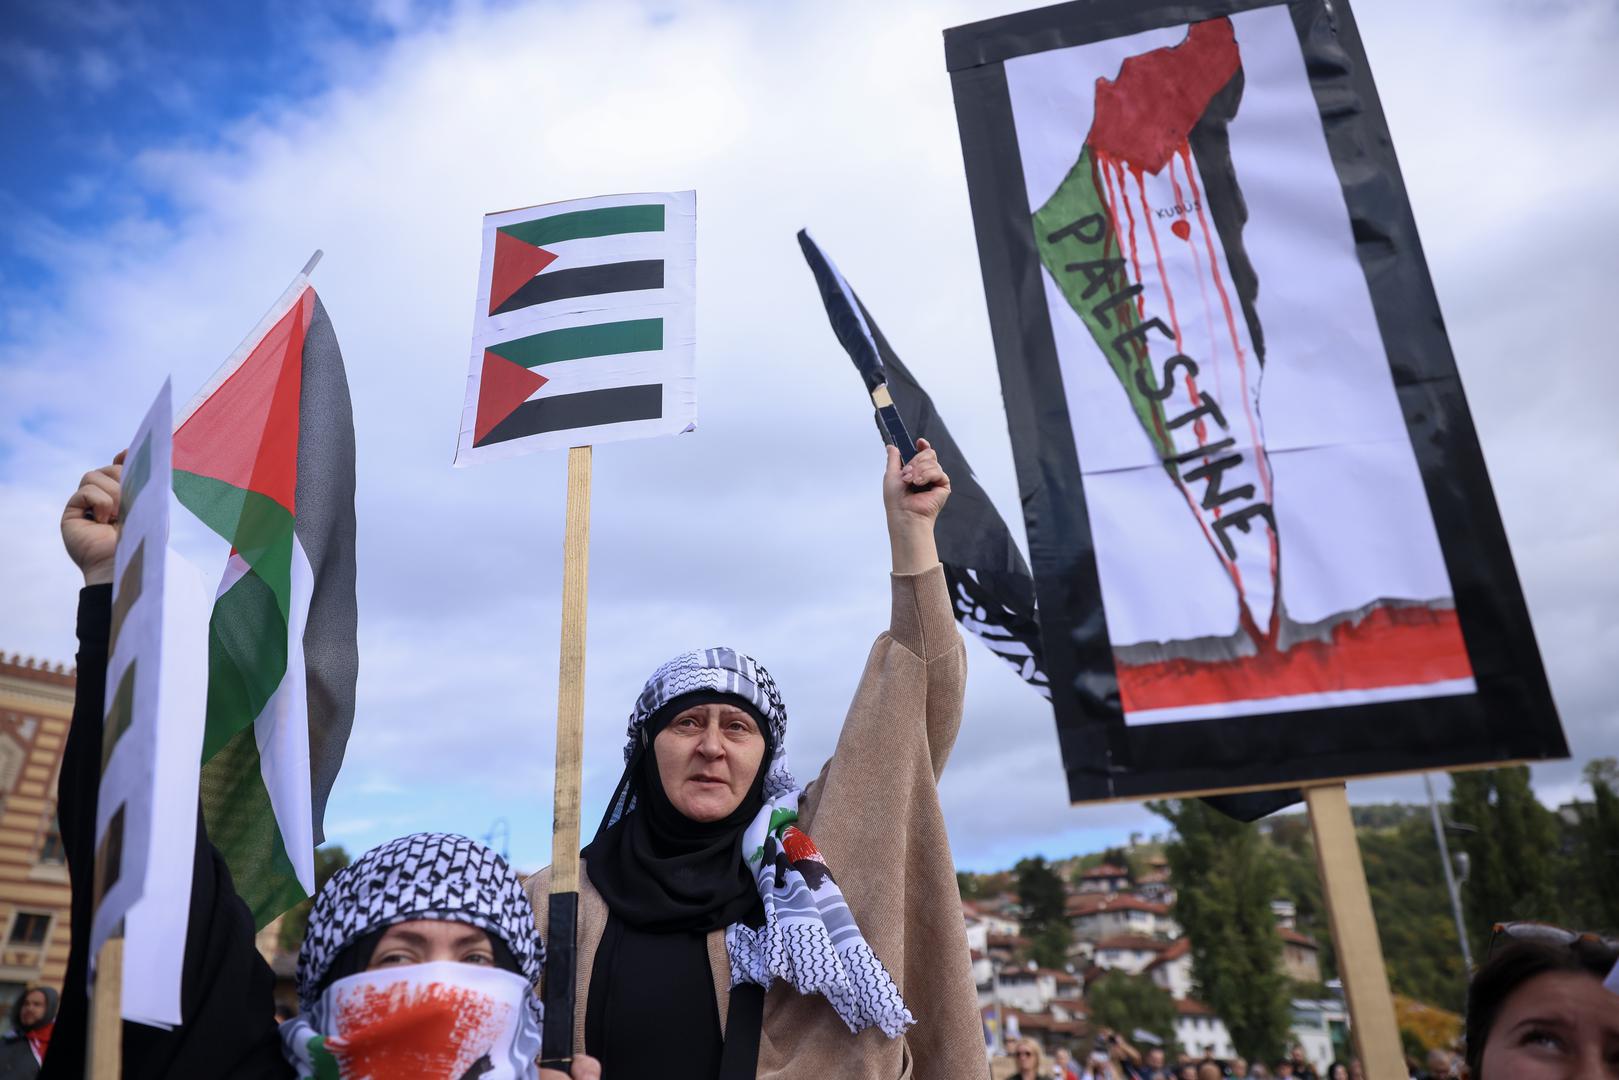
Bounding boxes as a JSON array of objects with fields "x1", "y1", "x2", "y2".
[
  {"x1": 89, "y1": 936, "x2": 123, "y2": 1079},
  {"x1": 1305, "y1": 784, "x2": 1405, "y2": 1080},
  {"x1": 551, "y1": 444, "x2": 591, "y2": 890},
  {"x1": 541, "y1": 445, "x2": 592, "y2": 1068}
]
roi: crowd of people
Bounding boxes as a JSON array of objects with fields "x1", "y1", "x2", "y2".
[
  {"x1": 988, "y1": 923, "x2": 1619, "y2": 1079},
  {"x1": 0, "y1": 444, "x2": 1611, "y2": 1078}
]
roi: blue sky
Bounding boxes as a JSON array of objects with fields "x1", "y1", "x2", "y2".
[
  {"x1": 2, "y1": 0, "x2": 1616, "y2": 876},
  {"x1": 0, "y1": 0, "x2": 432, "y2": 298}
]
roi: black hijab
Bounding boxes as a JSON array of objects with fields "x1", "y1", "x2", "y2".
[
  {"x1": 582, "y1": 690, "x2": 770, "y2": 932},
  {"x1": 581, "y1": 690, "x2": 771, "y2": 1079}
]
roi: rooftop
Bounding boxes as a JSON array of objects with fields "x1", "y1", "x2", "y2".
[{"x1": 1094, "y1": 934, "x2": 1171, "y2": 953}]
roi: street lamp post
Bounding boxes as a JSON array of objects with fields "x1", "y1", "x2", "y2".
[{"x1": 1424, "y1": 773, "x2": 1475, "y2": 975}]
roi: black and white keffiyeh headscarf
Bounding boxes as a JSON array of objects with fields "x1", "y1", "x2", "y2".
[
  {"x1": 294, "y1": 832, "x2": 543, "y2": 1010},
  {"x1": 609, "y1": 647, "x2": 914, "y2": 1038},
  {"x1": 282, "y1": 833, "x2": 546, "y2": 1078}
]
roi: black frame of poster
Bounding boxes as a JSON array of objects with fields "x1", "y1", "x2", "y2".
[{"x1": 945, "y1": 0, "x2": 1566, "y2": 802}]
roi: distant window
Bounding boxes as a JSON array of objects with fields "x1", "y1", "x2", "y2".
[
  {"x1": 8, "y1": 912, "x2": 50, "y2": 946},
  {"x1": 37, "y1": 813, "x2": 64, "y2": 865}
]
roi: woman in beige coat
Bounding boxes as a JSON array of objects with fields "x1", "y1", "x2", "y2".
[{"x1": 526, "y1": 439, "x2": 986, "y2": 1078}]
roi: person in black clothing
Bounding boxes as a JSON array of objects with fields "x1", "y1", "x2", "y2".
[
  {"x1": 0, "y1": 987, "x2": 57, "y2": 1080},
  {"x1": 45, "y1": 455, "x2": 600, "y2": 1078}
]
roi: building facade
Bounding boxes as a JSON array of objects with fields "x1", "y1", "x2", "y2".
[{"x1": 0, "y1": 654, "x2": 75, "y2": 1012}]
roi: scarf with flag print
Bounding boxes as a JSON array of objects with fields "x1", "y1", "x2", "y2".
[
  {"x1": 282, "y1": 833, "x2": 544, "y2": 1079},
  {"x1": 608, "y1": 648, "x2": 914, "y2": 1038},
  {"x1": 172, "y1": 275, "x2": 357, "y2": 926}
]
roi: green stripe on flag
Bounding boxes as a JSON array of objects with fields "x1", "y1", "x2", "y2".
[
  {"x1": 201, "y1": 723, "x2": 308, "y2": 925},
  {"x1": 489, "y1": 318, "x2": 663, "y2": 368},
  {"x1": 499, "y1": 203, "x2": 664, "y2": 248},
  {"x1": 203, "y1": 569, "x2": 288, "y2": 763},
  {"x1": 174, "y1": 470, "x2": 295, "y2": 617}
]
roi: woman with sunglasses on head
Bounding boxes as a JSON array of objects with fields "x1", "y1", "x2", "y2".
[
  {"x1": 43, "y1": 456, "x2": 600, "y2": 1080},
  {"x1": 1465, "y1": 922, "x2": 1619, "y2": 1079}
]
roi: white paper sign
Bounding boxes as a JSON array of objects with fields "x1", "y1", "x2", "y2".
[
  {"x1": 91, "y1": 379, "x2": 211, "y2": 1028},
  {"x1": 454, "y1": 190, "x2": 697, "y2": 465}
]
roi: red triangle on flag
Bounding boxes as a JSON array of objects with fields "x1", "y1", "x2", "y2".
[
  {"x1": 489, "y1": 230, "x2": 558, "y2": 315},
  {"x1": 475, "y1": 350, "x2": 549, "y2": 443}
]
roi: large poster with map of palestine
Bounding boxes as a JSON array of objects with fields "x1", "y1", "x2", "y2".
[{"x1": 946, "y1": 0, "x2": 1566, "y2": 801}]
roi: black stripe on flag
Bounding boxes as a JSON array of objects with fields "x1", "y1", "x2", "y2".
[
  {"x1": 475, "y1": 384, "x2": 663, "y2": 446},
  {"x1": 493, "y1": 260, "x2": 664, "y2": 316}
]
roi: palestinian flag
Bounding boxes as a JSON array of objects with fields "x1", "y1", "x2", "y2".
[
  {"x1": 455, "y1": 190, "x2": 697, "y2": 464},
  {"x1": 171, "y1": 275, "x2": 358, "y2": 926}
]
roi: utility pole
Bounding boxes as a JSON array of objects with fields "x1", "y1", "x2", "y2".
[{"x1": 1424, "y1": 773, "x2": 1475, "y2": 974}]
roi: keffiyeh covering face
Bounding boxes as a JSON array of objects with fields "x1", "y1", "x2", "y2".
[
  {"x1": 609, "y1": 647, "x2": 914, "y2": 1037},
  {"x1": 282, "y1": 833, "x2": 545, "y2": 1079},
  {"x1": 281, "y1": 963, "x2": 541, "y2": 1079}
]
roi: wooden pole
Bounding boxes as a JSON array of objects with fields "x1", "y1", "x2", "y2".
[
  {"x1": 1305, "y1": 784, "x2": 1405, "y2": 1080},
  {"x1": 89, "y1": 936, "x2": 123, "y2": 1079},
  {"x1": 540, "y1": 445, "x2": 592, "y2": 1071}
]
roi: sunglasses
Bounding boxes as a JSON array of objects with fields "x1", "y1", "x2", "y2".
[
  {"x1": 1490, "y1": 921, "x2": 1619, "y2": 956},
  {"x1": 1493, "y1": 922, "x2": 1619, "y2": 992}
]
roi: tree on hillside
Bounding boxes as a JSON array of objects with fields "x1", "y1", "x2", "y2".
[
  {"x1": 1578, "y1": 758, "x2": 1619, "y2": 931},
  {"x1": 1359, "y1": 815, "x2": 1467, "y2": 1011},
  {"x1": 1099, "y1": 846, "x2": 1133, "y2": 877},
  {"x1": 1088, "y1": 972, "x2": 1179, "y2": 1050},
  {"x1": 1015, "y1": 856, "x2": 1073, "y2": 967},
  {"x1": 1448, "y1": 767, "x2": 1563, "y2": 958},
  {"x1": 1151, "y1": 799, "x2": 1291, "y2": 1063},
  {"x1": 1015, "y1": 856, "x2": 1068, "y2": 927}
]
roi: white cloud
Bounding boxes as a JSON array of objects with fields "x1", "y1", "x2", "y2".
[{"x1": 2, "y1": 0, "x2": 1614, "y2": 872}]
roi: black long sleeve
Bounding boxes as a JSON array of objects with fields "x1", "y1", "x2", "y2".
[{"x1": 43, "y1": 586, "x2": 291, "y2": 1079}]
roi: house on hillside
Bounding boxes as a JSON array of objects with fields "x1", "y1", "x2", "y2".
[
  {"x1": 1290, "y1": 997, "x2": 1351, "y2": 1071},
  {"x1": 1135, "y1": 868, "x2": 1176, "y2": 905},
  {"x1": 1076, "y1": 862, "x2": 1131, "y2": 894},
  {"x1": 986, "y1": 931, "x2": 1029, "y2": 965},
  {"x1": 1272, "y1": 898, "x2": 1297, "y2": 929},
  {"x1": 1091, "y1": 934, "x2": 1171, "y2": 975},
  {"x1": 1145, "y1": 937, "x2": 1194, "y2": 1000},
  {"x1": 1174, "y1": 999, "x2": 1235, "y2": 1060},
  {"x1": 965, "y1": 896, "x2": 1022, "y2": 937},
  {"x1": 981, "y1": 964, "x2": 1083, "y2": 1013},
  {"x1": 1067, "y1": 893, "x2": 1179, "y2": 943},
  {"x1": 963, "y1": 906, "x2": 995, "y2": 986},
  {"x1": 1280, "y1": 927, "x2": 1322, "y2": 984}
]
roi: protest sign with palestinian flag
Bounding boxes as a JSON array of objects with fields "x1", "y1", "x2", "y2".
[
  {"x1": 171, "y1": 272, "x2": 358, "y2": 926},
  {"x1": 946, "y1": 0, "x2": 1564, "y2": 802},
  {"x1": 455, "y1": 191, "x2": 697, "y2": 465}
]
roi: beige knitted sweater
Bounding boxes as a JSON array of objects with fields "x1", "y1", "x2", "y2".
[{"x1": 525, "y1": 564, "x2": 984, "y2": 1079}]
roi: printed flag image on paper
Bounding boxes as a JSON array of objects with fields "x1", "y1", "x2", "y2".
[
  {"x1": 1003, "y1": 8, "x2": 1473, "y2": 725},
  {"x1": 171, "y1": 276, "x2": 358, "y2": 926},
  {"x1": 455, "y1": 190, "x2": 697, "y2": 464}
]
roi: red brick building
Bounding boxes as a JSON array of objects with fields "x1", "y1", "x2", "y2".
[{"x1": 0, "y1": 653, "x2": 75, "y2": 1012}]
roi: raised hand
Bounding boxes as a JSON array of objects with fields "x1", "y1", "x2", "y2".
[
  {"x1": 882, "y1": 437, "x2": 950, "y2": 574},
  {"x1": 60, "y1": 452, "x2": 125, "y2": 586}
]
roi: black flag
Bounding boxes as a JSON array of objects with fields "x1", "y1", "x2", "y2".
[{"x1": 798, "y1": 229, "x2": 1298, "y2": 822}]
